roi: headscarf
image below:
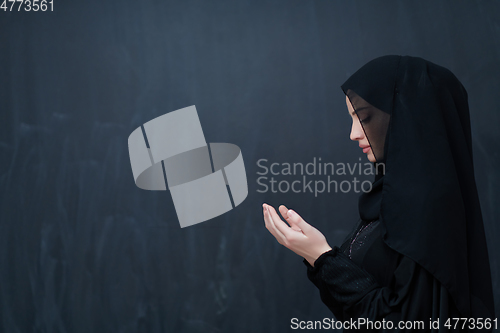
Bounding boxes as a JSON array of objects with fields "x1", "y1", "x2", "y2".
[{"x1": 341, "y1": 55, "x2": 495, "y2": 319}]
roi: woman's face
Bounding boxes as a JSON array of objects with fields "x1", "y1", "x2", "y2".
[{"x1": 346, "y1": 95, "x2": 376, "y2": 162}]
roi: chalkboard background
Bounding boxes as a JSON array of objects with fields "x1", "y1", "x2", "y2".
[{"x1": 1, "y1": 1, "x2": 499, "y2": 332}]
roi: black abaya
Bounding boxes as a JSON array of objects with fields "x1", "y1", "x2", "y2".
[{"x1": 303, "y1": 55, "x2": 495, "y2": 332}]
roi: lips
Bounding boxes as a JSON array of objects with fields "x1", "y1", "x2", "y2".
[{"x1": 359, "y1": 145, "x2": 371, "y2": 153}]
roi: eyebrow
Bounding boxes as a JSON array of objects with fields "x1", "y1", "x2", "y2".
[{"x1": 350, "y1": 106, "x2": 370, "y2": 116}]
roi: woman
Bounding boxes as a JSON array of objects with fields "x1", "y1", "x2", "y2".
[{"x1": 263, "y1": 55, "x2": 495, "y2": 332}]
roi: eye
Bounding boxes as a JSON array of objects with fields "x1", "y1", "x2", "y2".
[{"x1": 359, "y1": 115, "x2": 371, "y2": 124}]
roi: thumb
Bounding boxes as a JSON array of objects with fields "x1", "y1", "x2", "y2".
[{"x1": 287, "y1": 209, "x2": 312, "y2": 233}]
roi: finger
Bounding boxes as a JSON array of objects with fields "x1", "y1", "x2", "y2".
[
  {"x1": 279, "y1": 205, "x2": 302, "y2": 232},
  {"x1": 279, "y1": 205, "x2": 289, "y2": 219},
  {"x1": 267, "y1": 205, "x2": 296, "y2": 240},
  {"x1": 286, "y1": 209, "x2": 313, "y2": 233},
  {"x1": 263, "y1": 204, "x2": 277, "y2": 235},
  {"x1": 263, "y1": 204, "x2": 287, "y2": 243}
]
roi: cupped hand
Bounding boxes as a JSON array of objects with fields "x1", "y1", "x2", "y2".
[{"x1": 263, "y1": 203, "x2": 332, "y2": 267}]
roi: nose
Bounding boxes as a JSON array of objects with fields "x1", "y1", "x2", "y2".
[{"x1": 350, "y1": 119, "x2": 364, "y2": 141}]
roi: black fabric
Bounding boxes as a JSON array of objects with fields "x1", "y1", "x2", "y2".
[
  {"x1": 304, "y1": 221, "x2": 462, "y2": 332},
  {"x1": 302, "y1": 55, "x2": 494, "y2": 331},
  {"x1": 304, "y1": 246, "x2": 379, "y2": 314},
  {"x1": 340, "y1": 55, "x2": 494, "y2": 320},
  {"x1": 345, "y1": 219, "x2": 380, "y2": 261},
  {"x1": 357, "y1": 175, "x2": 383, "y2": 222}
]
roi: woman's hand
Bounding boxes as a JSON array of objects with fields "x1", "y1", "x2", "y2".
[{"x1": 263, "y1": 203, "x2": 332, "y2": 267}]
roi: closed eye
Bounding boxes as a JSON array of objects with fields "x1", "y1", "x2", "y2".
[{"x1": 359, "y1": 115, "x2": 371, "y2": 124}]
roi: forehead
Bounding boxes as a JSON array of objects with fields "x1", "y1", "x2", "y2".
[{"x1": 345, "y1": 95, "x2": 354, "y2": 113}]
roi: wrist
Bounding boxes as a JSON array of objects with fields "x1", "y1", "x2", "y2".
[{"x1": 307, "y1": 246, "x2": 333, "y2": 267}]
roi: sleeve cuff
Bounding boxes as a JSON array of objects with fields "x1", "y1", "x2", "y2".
[
  {"x1": 302, "y1": 247, "x2": 340, "y2": 273},
  {"x1": 303, "y1": 246, "x2": 379, "y2": 306}
]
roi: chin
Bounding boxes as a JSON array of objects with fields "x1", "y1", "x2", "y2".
[{"x1": 367, "y1": 154, "x2": 377, "y2": 163}]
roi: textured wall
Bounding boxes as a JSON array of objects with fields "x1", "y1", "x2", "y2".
[{"x1": 1, "y1": 1, "x2": 499, "y2": 332}]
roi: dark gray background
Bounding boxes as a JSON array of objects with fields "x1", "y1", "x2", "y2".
[{"x1": 1, "y1": 1, "x2": 499, "y2": 332}]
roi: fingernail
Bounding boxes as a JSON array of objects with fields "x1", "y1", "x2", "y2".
[{"x1": 288, "y1": 209, "x2": 294, "y2": 216}]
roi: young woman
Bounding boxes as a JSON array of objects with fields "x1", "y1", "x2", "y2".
[{"x1": 263, "y1": 55, "x2": 495, "y2": 332}]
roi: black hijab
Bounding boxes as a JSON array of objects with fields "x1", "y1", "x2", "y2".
[{"x1": 341, "y1": 55, "x2": 495, "y2": 319}]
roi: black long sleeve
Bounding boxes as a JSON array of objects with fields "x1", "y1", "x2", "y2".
[
  {"x1": 303, "y1": 246, "x2": 463, "y2": 332},
  {"x1": 303, "y1": 247, "x2": 379, "y2": 320}
]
